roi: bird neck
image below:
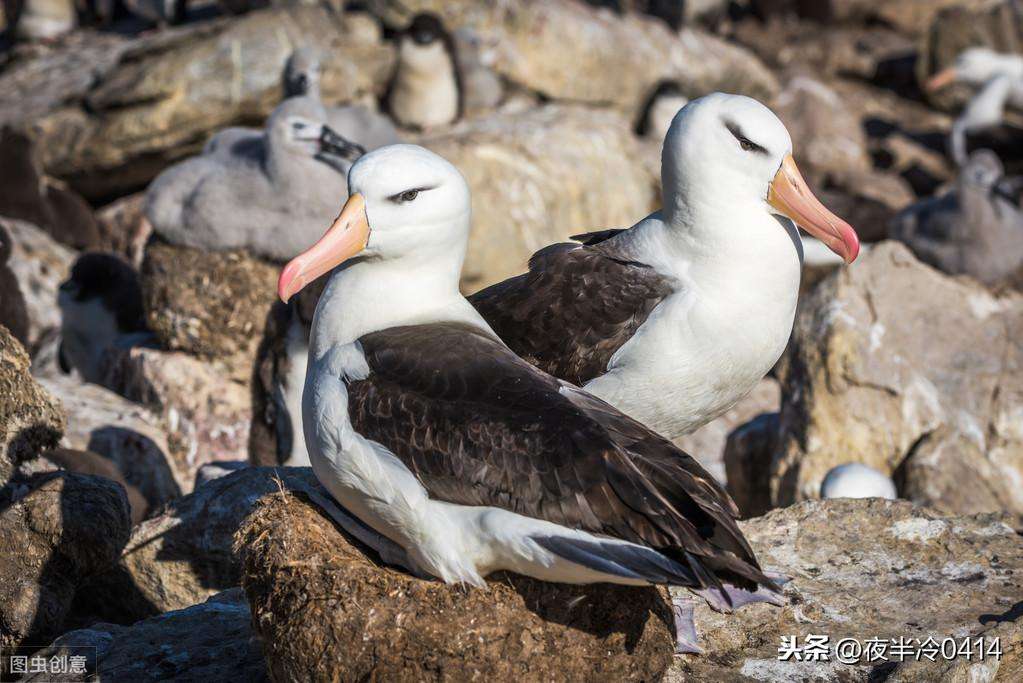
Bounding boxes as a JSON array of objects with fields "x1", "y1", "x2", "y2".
[
  {"x1": 309, "y1": 253, "x2": 485, "y2": 359},
  {"x1": 628, "y1": 199, "x2": 804, "y2": 330}
]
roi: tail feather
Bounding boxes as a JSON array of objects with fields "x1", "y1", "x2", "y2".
[{"x1": 533, "y1": 535, "x2": 698, "y2": 585}]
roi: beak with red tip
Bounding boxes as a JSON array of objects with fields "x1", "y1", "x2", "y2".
[
  {"x1": 768, "y1": 154, "x2": 860, "y2": 264},
  {"x1": 278, "y1": 193, "x2": 370, "y2": 303},
  {"x1": 925, "y1": 67, "x2": 958, "y2": 92}
]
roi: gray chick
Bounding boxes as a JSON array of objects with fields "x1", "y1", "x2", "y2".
[{"x1": 890, "y1": 149, "x2": 1023, "y2": 286}]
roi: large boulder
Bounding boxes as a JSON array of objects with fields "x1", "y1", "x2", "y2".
[
  {"x1": 236, "y1": 489, "x2": 674, "y2": 681},
  {"x1": 774, "y1": 76, "x2": 871, "y2": 184},
  {"x1": 0, "y1": 218, "x2": 76, "y2": 352},
  {"x1": 0, "y1": 326, "x2": 64, "y2": 483},
  {"x1": 77, "y1": 467, "x2": 318, "y2": 623},
  {"x1": 669, "y1": 498, "x2": 1023, "y2": 680},
  {"x1": 0, "y1": 472, "x2": 131, "y2": 650},
  {"x1": 0, "y1": 128, "x2": 100, "y2": 252},
  {"x1": 426, "y1": 105, "x2": 658, "y2": 289},
  {"x1": 753, "y1": 0, "x2": 988, "y2": 37},
  {"x1": 371, "y1": 0, "x2": 777, "y2": 118},
  {"x1": 36, "y1": 373, "x2": 184, "y2": 511},
  {"x1": 100, "y1": 345, "x2": 253, "y2": 489},
  {"x1": 1, "y1": 8, "x2": 395, "y2": 201},
  {"x1": 27, "y1": 589, "x2": 267, "y2": 682},
  {"x1": 769, "y1": 242, "x2": 1023, "y2": 514}
]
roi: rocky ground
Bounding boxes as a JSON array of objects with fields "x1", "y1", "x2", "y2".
[{"x1": 1, "y1": 0, "x2": 1022, "y2": 680}]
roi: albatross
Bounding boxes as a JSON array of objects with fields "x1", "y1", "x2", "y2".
[
  {"x1": 470, "y1": 93, "x2": 859, "y2": 440},
  {"x1": 926, "y1": 47, "x2": 1023, "y2": 165},
  {"x1": 278, "y1": 144, "x2": 784, "y2": 654}
]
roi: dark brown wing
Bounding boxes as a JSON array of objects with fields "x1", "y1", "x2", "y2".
[
  {"x1": 570, "y1": 228, "x2": 627, "y2": 245},
  {"x1": 347, "y1": 322, "x2": 768, "y2": 591},
  {"x1": 468, "y1": 240, "x2": 675, "y2": 386}
]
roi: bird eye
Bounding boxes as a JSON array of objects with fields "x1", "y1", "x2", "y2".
[{"x1": 392, "y1": 190, "x2": 419, "y2": 203}]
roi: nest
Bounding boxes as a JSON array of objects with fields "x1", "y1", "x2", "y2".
[
  {"x1": 141, "y1": 241, "x2": 280, "y2": 360},
  {"x1": 235, "y1": 489, "x2": 674, "y2": 681}
]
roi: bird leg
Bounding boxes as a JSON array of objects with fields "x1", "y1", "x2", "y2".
[
  {"x1": 692, "y1": 571, "x2": 790, "y2": 614},
  {"x1": 675, "y1": 571, "x2": 790, "y2": 654},
  {"x1": 303, "y1": 488, "x2": 422, "y2": 574},
  {"x1": 671, "y1": 594, "x2": 706, "y2": 655}
]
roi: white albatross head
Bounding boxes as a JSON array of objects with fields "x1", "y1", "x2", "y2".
[
  {"x1": 662, "y1": 93, "x2": 859, "y2": 263},
  {"x1": 926, "y1": 47, "x2": 1023, "y2": 90},
  {"x1": 277, "y1": 144, "x2": 470, "y2": 302}
]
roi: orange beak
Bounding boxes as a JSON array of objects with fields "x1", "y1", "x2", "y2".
[
  {"x1": 925, "y1": 67, "x2": 957, "y2": 92},
  {"x1": 278, "y1": 193, "x2": 370, "y2": 303},
  {"x1": 768, "y1": 155, "x2": 859, "y2": 264}
]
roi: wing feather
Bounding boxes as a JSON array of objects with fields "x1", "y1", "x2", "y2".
[
  {"x1": 468, "y1": 241, "x2": 675, "y2": 386},
  {"x1": 347, "y1": 322, "x2": 770, "y2": 591}
]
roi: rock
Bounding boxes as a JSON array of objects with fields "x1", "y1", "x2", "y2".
[
  {"x1": 673, "y1": 378, "x2": 780, "y2": 485},
  {"x1": 236, "y1": 488, "x2": 674, "y2": 681},
  {"x1": 0, "y1": 128, "x2": 100, "y2": 251},
  {"x1": 2, "y1": 7, "x2": 395, "y2": 201},
  {"x1": 897, "y1": 427, "x2": 1023, "y2": 519},
  {"x1": 36, "y1": 373, "x2": 184, "y2": 512},
  {"x1": 816, "y1": 167, "x2": 916, "y2": 243},
  {"x1": 0, "y1": 223, "x2": 29, "y2": 348},
  {"x1": 141, "y1": 241, "x2": 279, "y2": 360},
  {"x1": 771, "y1": 242, "x2": 1023, "y2": 515},
  {"x1": 78, "y1": 467, "x2": 317, "y2": 622},
  {"x1": 731, "y1": 16, "x2": 917, "y2": 84},
  {"x1": 0, "y1": 471, "x2": 131, "y2": 649},
  {"x1": 0, "y1": 32, "x2": 129, "y2": 132},
  {"x1": 40, "y1": 449, "x2": 150, "y2": 527},
  {"x1": 373, "y1": 0, "x2": 777, "y2": 118},
  {"x1": 752, "y1": 0, "x2": 987, "y2": 37},
  {"x1": 100, "y1": 345, "x2": 253, "y2": 488},
  {"x1": 95, "y1": 194, "x2": 152, "y2": 268},
  {"x1": 774, "y1": 76, "x2": 871, "y2": 183},
  {"x1": 724, "y1": 413, "x2": 780, "y2": 519},
  {"x1": 883, "y1": 612, "x2": 1023, "y2": 682},
  {"x1": 0, "y1": 326, "x2": 64, "y2": 483},
  {"x1": 667, "y1": 498, "x2": 1023, "y2": 680},
  {"x1": 425, "y1": 105, "x2": 658, "y2": 289},
  {"x1": 194, "y1": 460, "x2": 250, "y2": 489},
  {"x1": 0, "y1": 217, "x2": 76, "y2": 351},
  {"x1": 27, "y1": 589, "x2": 267, "y2": 682},
  {"x1": 452, "y1": 27, "x2": 504, "y2": 117}
]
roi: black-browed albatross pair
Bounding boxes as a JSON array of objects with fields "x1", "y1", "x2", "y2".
[{"x1": 277, "y1": 94, "x2": 858, "y2": 653}]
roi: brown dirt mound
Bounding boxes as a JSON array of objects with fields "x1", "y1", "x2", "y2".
[
  {"x1": 236, "y1": 490, "x2": 674, "y2": 681},
  {"x1": 141, "y1": 241, "x2": 279, "y2": 360}
]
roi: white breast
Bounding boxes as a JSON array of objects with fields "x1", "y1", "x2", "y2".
[{"x1": 583, "y1": 216, "x2": 802, "y2": 438}]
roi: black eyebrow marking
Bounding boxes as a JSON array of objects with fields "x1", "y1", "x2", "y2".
[
  {"x1": 723, "y1": 119, "x2": 769, "y2": 155},
  {"x1": 387, "y1": 185, "x2": 436, "y2": 202}
]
